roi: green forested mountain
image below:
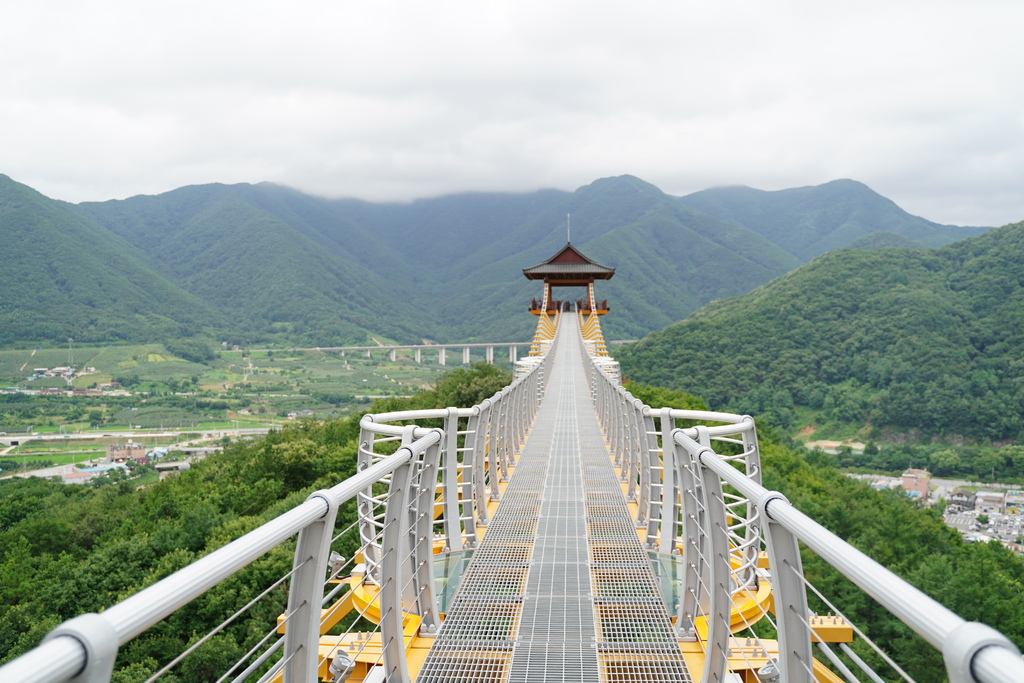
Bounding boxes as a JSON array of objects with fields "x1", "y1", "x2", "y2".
[
  {"x1": 616, "y1": 220, "x2": 1024, "y2": 442},
  {"x1": 679, "y1": 179, "x2": 988, "y2": 261},
  {"x1": 0, "y1": 176, "x2": 218, "y2": 346},
  {"x1": 81, "y1": 175, "x2": 804, "y2": 342},
  {"x1": 359, "y1": 175, "x2": 805, "y2": 341},
  {"x1": 845, "y1": 230, "x2": 928, "y2": 250},
  {"x1": 76, "y1": 184, "x2": 430, "y2": 346},
  {"x1": 0, "y1": 173, "x2": 991, "y2": 347}
]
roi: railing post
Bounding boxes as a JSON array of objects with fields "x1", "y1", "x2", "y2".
[
  {"x1": 497, "y1": 388, "x2": 511, "y2": 481},
  {"x1": 657, "y1": 408, "x2": 679, "y2": 555},
  {"x1": 283, "y1": 489, "x2": 340, "y2": 682},
  {"x1": 357, "y1": 419, "x2": 383, "y2": 584},
  {"x1": 487, "y1": 396, "x2": 502, "y2": 499},
  {"x1": 628, "y1": 399, "x2": 646, "y2": 502},
  {"x1": 513, "y1": 378, "x2": 525, "y2": 460},
  {"x1": 380, "y1": 434, "x2": 417, "y2": 683},
  {"x1": 738, "y1": 416, "x2": 763, "y2": 591},
  {"x1": 696, "y1": 443, "x2": 732, "y2": 683},
  {"x1": 636, "y1": 405, "x2": 657, "y2": 527},
  {"x1": 616, "y1": 386, "x2": 629, "y2": 472},
  {"x1": 757, "y1": 491, "x2": 814, "y2": 683},
  {"x1": 619, "y1": 389, "x2": 638, "y2": 496},
  {"x1": 469, "y1": 401, "x2": 493, "y2": 520},
  {"x1": 411, "y1": 434, "x2": 443, "y2": 635},
  {"x1": 442, "y1": 408, "x2": 463, "y2": 551},
  {"x1": 671, "y1": 424, "x2": 707, "y2": 640},
  {"x1": 646, "y1": 409, "x2": 669, "y2": 548}
]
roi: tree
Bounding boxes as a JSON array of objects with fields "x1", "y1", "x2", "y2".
[{"x1": 929, "y1": 449, "x2": 961, "y2": 474}]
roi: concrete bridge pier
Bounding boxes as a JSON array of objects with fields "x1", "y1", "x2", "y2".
[
  {"x1": 509, "y1": 345, "x2": 518, "y2": 363},
  {"x1": 486, "y1": 346, "x2": 494, "y2": 363},
  {"x1": 415, "y1": 348, "x2": 421, "y2": 364},
  {"x1": 462, "y1": 347, "x2": 470, "y2": 364},
  {"x1": 439, "y1": 348, "x2": 446, "y2": 365}
]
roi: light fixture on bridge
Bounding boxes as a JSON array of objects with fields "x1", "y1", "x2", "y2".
[
  {"x1": 329, "y1": 653, "x2": 356, "y2": 682},
  {"x1": 756, "y1": 659, "x2": 781, "y2": 682}
]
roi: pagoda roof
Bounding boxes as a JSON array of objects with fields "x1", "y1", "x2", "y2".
[{"x1": 522, "y1": 243, "x2": 615, "y2": 280}]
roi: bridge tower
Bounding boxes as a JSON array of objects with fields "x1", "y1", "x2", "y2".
[
  {"x1": 522, "y1": 242, "x2": 614, "y2": 359},
  {"x1": 523, "y1": 241, "x2": 614, "y2": 315}
]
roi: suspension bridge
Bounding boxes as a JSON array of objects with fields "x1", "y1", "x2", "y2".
[{"x1": 3, "y1": 243, "x2": 1023, "y2": 683}]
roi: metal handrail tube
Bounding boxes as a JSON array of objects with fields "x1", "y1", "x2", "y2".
[
  {"x1": 688, "y1": 434, "x2": 1024, "y2": 683},
  {"x1": 110, "y1": 443, "x2": 420, "y2": 641},
  {"x1": 360, "y1": 409, "x2": 476, "y2": 439},
  {"x1": 765, "y1": 492, "x2": 1024, "y2": 683},
  {"x1": 0, "y1": 446, "x2": 418, "y2": 683},
  {"x1": 365, "y1": 407, "x2": 477, "y2": 425},
  {"x1": 648, "y1": 407, "x2": 751, "y2": 424},
  {"x1": 973, "y1": 647, "x2": 1024, "y2": 683},
  {"x1": 0, "y1": 637, "x2": 85, "y2": 683},
  {"x1": 690, "y1": 440, "x2": 960, "y2": 646},
  {"x1": 588, "y1": 362, "x2": 755, "y2": 440}
]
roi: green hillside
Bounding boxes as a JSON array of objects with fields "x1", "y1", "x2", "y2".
[
  {"x1": 337, "y1": 175, "x2": 803, "y2": 341},
  {"x1": 616, "y1": 221, "x2": 1024, "y2": 442},
  {"x1": 76, "y1": 185, "x2": 429, "y2": 346},
  {"x1": 2, "y1": 172, "x2": 993, "y2": 348},
  {"x1": 0, "y1": 176, "x2": 218, "y2": 346},
  {"x1": 679, "y1": 179, "x2": 989, "y2": 261},
  {"x1": 77, "y1": 175, "x2": 804, "y2": 344},
  {"x1": 845, "y1": 230, "x2": 927, "y2": 250}
]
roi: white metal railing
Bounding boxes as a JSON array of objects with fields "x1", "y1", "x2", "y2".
[
  {"x1": 690, "y1": 437, "x2": 1024, "y2": 683},
  {"x1": 0, "y1": 341, "x2": 552, "y2": 683},
  {"x1": 0, "y1": 445, "x2": 424, "y2": 683},
  {"x1": 583, "y1": 336, "x2": 1024, "y2": 683},
  {"x1": 8, "y1": 310, "x2": 1024, "y2": 683}
]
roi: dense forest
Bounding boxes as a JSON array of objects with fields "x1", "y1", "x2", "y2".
[
  {"x1": 678, "y1": 179, "x2": 986, "y2": 260},
  {"x1": 0, "y1": 367, "x2": 1022, "y2": 681},
  {"x1": 0, "y1": 364, "x2": 510, "y2": 681},
  {"x1": 0, "y1": 173, "x2": 987, "y2": 348},
  {"x1": 617, "y1": 220, "x2": 1024, "y2": 444}
]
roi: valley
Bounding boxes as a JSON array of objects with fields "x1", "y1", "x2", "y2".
[{"x1": 0, "y1": 342, "x2": 470, "y2": 477}]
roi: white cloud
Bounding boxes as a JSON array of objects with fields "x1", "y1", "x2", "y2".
[{"x1": 1, "y1": 0, "x2": 1022, "y2": 225}]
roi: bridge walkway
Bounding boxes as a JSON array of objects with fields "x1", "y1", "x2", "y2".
[{"x1": 417, "y1": 314, "x2": 690, "y2": 683}]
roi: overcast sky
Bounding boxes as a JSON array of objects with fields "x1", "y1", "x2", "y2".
[{"x1": 2, "y1": 0, "x2": 1022, "y2": 226}]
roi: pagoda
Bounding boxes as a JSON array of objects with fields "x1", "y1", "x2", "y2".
[{"x1": 522, "y1": 242, "x2": 614, "y2": 315}]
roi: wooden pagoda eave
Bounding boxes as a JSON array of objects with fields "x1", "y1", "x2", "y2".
[
  {"x1": 540, "y1": 277, "x2": 604, "y2": 286},
  {"x1": 522, "y1": 242, "x2": 615, "y2": 281}
]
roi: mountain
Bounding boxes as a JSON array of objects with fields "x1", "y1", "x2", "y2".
[
  {"x1": 0, "y1": 173, "x2": 994, "y2": 348},
  {"x1": 76, "y1": 184, "x2": 430, "y2": 346},
  {"x1": 0, "y1": 175, "x2": 218, "y2": 346},
  {"x1": 76, "y1": 175, "x2": 804, "y2": 343},
  {"x1": 346, "y1": 175, "x2": 804, "y2": 341},
  {"x1": 678, "y1": 179, "x2": 989, "y2": 261},
  {"x1": 615, "y1": 220, "x2": 1024, "y2": 442},
  {"x1": 845, "y1": 231, "x2": 927, "y2": 250}
]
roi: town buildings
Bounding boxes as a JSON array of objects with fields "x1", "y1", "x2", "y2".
[{"x1": 900, "y1": 468, "x2": 931, "y2": 500}]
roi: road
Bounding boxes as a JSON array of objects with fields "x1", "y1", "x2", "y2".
[
  {"x1": 0, "y1": 428, "x2": 271, "y2": 481},
  {"x1": 0, "y1": 427, "x2": 273, "y2": 447},
  {"x1": 931, "y1": 476, "x2": 1020, "y2": 491}
]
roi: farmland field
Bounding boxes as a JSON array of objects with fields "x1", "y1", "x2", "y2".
[{"x1": 0, "y1": 342, "x2": 511, "y2": 436}]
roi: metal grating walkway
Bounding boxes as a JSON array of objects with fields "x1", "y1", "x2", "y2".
[{"x1": 418, "y1": 315, "x2": 691, "y2": 683}]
